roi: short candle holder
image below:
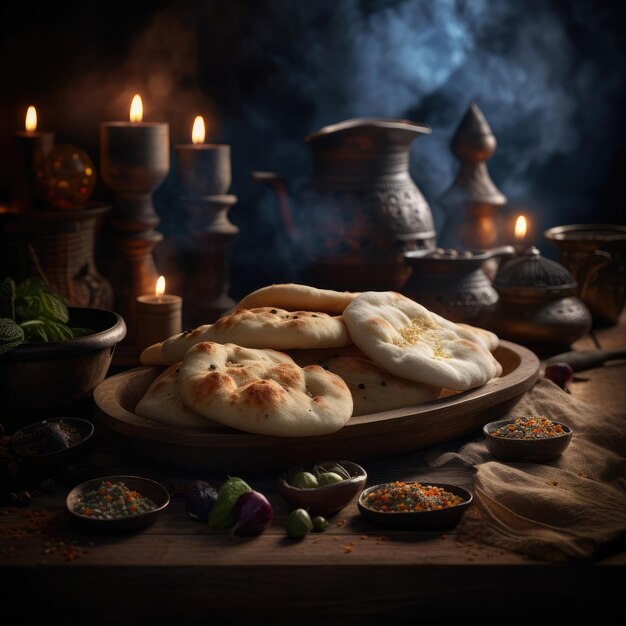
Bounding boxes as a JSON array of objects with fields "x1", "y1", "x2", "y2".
[{"x1": 136, "y1": 292, "x2": 182, "y2": 354}]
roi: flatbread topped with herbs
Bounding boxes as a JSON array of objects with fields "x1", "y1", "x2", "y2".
[
  {"x1": 178, "y1": 342, "x2": 353, "y2": 437},
  {"x1": 323, "y1": 356, "x2": 441, "y2": 416},
  {"x1": 343, "y1": 291, "x2": 502, "y2": 391},
  {"x1": 161, "y1": 307, "x2": 351, "y2": 364},
  {"x1": 135, "y1": 364, "x2": 226, "y2": 429},
  {"x1": 236, "y1": 283, "x2": 360, "y2": 315}
]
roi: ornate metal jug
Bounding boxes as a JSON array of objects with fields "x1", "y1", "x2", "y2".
[{"x1": 253, "y1": 118, "x2": 436, "y2": 290}]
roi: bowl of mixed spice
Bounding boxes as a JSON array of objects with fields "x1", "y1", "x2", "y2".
[
  {"x1": 357, "y1": 481, "x2": 472, "y2": 529},
  {"x1": 66, "y1": 475, "x2": 170, "y2": 531},
  {"x1": 483, "y1": 415, "x2": 572, "y2": 462}
]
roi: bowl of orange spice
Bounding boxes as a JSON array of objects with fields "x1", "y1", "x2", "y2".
[
  {"x1": 483, "y1": 416, "x2": 572, "y2": 462},
  {"x1": 357, "y1": 481, "x2": 472, "y2": 529}
]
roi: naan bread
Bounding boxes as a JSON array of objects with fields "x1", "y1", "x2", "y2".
[
  {"x1": 236, "y1": 283, "x2": 360, "y2": 315},
  {"x1": 323, "y1": 357, "x2": 441, "y2": 416},
  {"x1": 284, "y1": 344, "x2": 367, "y2": 368},
  {"x1": 135, "y1": 364, "x2": 226, "y2": 429},
  {"x1": 178, "y1": 342, "x2": 353, "y2": 437},
  {"x1": 457, "y1": 323, "x2": 499, "y2": 352},
  {"x1": 161, "y1": 307, "x2": 350, "y2": 364},
  {"x1": 140, "y1": 342, "x2": 167, "y2": 366},
  {"x1": 343, "y1": 291, "x2": 502, "y2": 391}
]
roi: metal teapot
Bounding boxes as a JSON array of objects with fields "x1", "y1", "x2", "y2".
[{"x1": 253, "y1": 118, "x2": 436, "y2": 291}]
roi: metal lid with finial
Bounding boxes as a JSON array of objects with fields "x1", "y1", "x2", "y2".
[{"x1": 494, "y1": 246, "x2": 578, "y2": 299}]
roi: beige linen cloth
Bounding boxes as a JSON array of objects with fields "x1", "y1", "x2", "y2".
[{"x1": 427, "y1": 378, "x2": 626, "y2": 561}]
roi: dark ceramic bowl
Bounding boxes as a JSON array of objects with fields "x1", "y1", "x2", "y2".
[
  {"x1": 10, "y1": 417, "x2": 94, "y2": 476},
  {"x1": 277, "y1": 460, "x2": 367, "y2": 517},
  {"x1": 66, "y1": 475, "x2": 170, "y2": 532},
  {"x1": 357, "y1": 482, "x2": 472, "y2": 530},
  {"x1": 483, "y1": 417, "x2": 572, "y2": 462},
  {"x1": 0, "y1": 307, "x2": 126, "y2": 424}
]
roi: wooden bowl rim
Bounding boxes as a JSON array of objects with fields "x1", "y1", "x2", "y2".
[{"x1": 94, "y1": 340, "x2": 539, "y2": 446}]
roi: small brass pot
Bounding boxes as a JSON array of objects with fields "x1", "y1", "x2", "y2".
[{"x1": 545, "y1": 224, "x2": 626, "y2": 327}]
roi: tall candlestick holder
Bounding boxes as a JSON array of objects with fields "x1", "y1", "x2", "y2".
[
  {"x1": 439, "y1": 102, "x2": 507, "y2": 279},
  {"x1": 100, "y1": 120, "x2": 169, "y2": 357},
  {"x1": 175, "y1": 142, "x2": 238, "y2": 325}
]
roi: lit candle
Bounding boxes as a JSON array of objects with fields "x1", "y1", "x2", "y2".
[
  {"x1": 514, "y1": 215, "x2": 529, "y2": 253},
  {"x1": 100, "y1": 94, "x2": 170, "y2": 201},
  {"x1": 175, "y1": 114, "x2": 231, "y2": 196},
  {"x1": 12, "y1": 105, "x2": 55, "y2": 210},
  {"x1": 136, "y1": 276, "x2": 182, "y2": 353}
]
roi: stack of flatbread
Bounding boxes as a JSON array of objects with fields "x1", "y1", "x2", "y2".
[{"x1": 136, "y1": 284, "x2": 501, "y2": 437}]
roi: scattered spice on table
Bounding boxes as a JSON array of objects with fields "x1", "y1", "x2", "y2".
[
  {"x1": 0, "y1": 507, "x2": 90, "y2": 564},
  {"x1": 491, "y1": 416, "x2": 566, "y2": 440},
  {"x1": 365, "y1": 482, "x2": 463, "y2": 513},
  {"x1": 76, "y1": 480, "x2": 156, "y2": 519}
]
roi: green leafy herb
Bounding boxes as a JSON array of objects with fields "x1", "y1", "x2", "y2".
[
  {"x1": 20, "y1": 319, "x2": 74, "y2": 343},
  {"x1": 0, "y1": 276, "x2": 92, "y2": 354},
  {"x1": 14, "y1": 277, "x2": 68, "y2": 324},
  {"x1": 0, "y1": 318, "x2": 24, "y2": 355}
]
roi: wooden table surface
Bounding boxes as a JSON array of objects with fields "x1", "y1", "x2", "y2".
[{"x1": 2, "y1": 315, "x2": 625, "y2": 625}]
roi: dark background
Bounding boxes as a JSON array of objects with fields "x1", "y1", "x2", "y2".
[{"x1": 1, "y1": 0, "x2": 624, "y2": 298}]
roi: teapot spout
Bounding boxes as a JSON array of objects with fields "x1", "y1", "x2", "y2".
[{"x1": 251, "y1": 171, "x2": 298, "y2": 238}]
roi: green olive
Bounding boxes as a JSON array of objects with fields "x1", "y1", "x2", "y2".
[
  {"x1": 285, "y1": 508, "x2": 313, "y2": 539},
  {"x1": 312, "y1": 516, "x2": 330, "y2": 532},
  {"x1": 317, "y1": 472, "x2": 344, "y2": 487},
  {"x1": 291, "y1": 471, "x2": 319, "y2": 489}
]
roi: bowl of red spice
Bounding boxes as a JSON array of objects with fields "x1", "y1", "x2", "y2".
[
  {"x1": 357, "y1": 481, "x2": 472, "y2": 530},
  {"x1": 483, "y1": 416, "x2": 572, "y2": 462},
  {"x1": 66, "y1": 475, "x2": 170, "y2": 531}
]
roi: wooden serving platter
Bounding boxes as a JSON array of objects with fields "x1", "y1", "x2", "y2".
[{"x1": 94, "y1": 340, "x2": 539, "y2": 472}]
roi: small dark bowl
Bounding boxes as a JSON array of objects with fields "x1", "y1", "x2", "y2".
[
  {"x1": 66, "y1": 475, "x2": 170, "y2": 532},
  {"x1": 358, "y1": 482, "x2": 472, "y2": 530},
  {"x1": 10, "y1": 417, "x2": 94, "y2": 476},
  {"x1": 277, "y1": 460, "x2": 367, "y2": 517},
  {"x1": 0, "y1": 307, "x2": 126, "y2": 425},
  {"x1": 483, "y1": 417, "x2": 573, "y2": 462}
]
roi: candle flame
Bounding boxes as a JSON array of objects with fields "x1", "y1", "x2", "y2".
[
  {"x1": 25, "y1": 106, "x2": 37, "y2": 132},
  {"x1": 192, "y1": 115, "x2": 205, "y2": 144},
  {"x1": 130, "y1": 94, "x2": 143, "y2": 123},
  {"x1": 514, "y1": 215, "x2": 527, "y2": 241},
  {"x1": 155, "y1": 276, "x2": 165, "y2": 296}
]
